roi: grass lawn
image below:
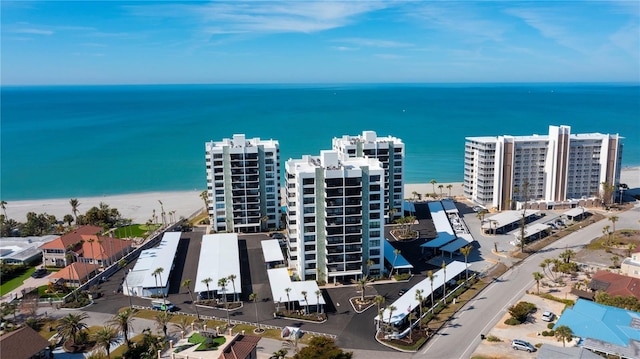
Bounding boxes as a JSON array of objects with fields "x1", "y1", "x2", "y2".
[
  {"x1": 110, "y1": 332, "x2": 145, "y2": 358},
  {"x1": 113, "y1": 224, "x2": 160, "y2": 238},
  {"x1": 0, "y1": 267, "x2": 36, "y2": 296}
]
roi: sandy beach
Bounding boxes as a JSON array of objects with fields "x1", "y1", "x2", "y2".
[{"x1": 3, "y1": 167, "x2": 638, "y2": 224}]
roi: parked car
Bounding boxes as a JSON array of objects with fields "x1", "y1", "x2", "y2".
[
  {"x1": 512, "y1": 339, "x2": 536, "y2": 352},
  {"x1": 398, "y1": 288, "x2": 409, "y2": 296},
  {"x1": 541, "y1": 311, "x2": 555, "y2": 322},
  {"x1": 31, "y1": 268, "x2": 48, "y2": 278},
  {"x1": 151, "y1": 300, "x2": 176, "y2": 312}
]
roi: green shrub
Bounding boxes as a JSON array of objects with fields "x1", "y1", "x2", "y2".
[
  {"x1": 547, "y1": 323, "x2": 554, "y2": 329},
  {"x1": 541, "y1": 330, "x2": 555, "y2": 337},
  {"x1": 486, "y1": 335, "x2": 501, "y2": 342},
  {"x1": 393, "y1": 273, "x2": 411, "y2": 281},
  {"x1": 504, "y1": 317, "x2": 521, "y2": 326}
]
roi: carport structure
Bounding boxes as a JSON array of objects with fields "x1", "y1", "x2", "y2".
[
  {"x1": 562, "y1": 206, "x2": 588, "y2": 222},
  {"x1": 267, "y1": 267, "x2": 326, "y2": 314},
  {"x1": 376, "y1": 260, "x2": 467, "y2": 338},
  {"x1": 420, "y1": 201, "x2": 457, "y2": 253},
  {"x1": 383, "y1": 239, "x2": 413, "y2": 275},
  {"x1": 513, "y1": 223, "x2": 551, "y2": 243},
  {"x1": 481, "y1": 210, "x2": 540, "y2": 234},
  {"x1": 194, "y1": 233, "x2": 241, "y2": 301},
  {"x1": 261, "y1": 239, "x2": 285, "y2": 269}
]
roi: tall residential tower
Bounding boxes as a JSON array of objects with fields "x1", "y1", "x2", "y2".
[
  {"x1": 464, "y1": 125, "x2": 623, "y2": 210},
  {"x1": 205, "y1": 134, "x2": 280, "y2": 233},
  {"x1": 332, "y1": 131, "x2": 404, "y2": 222},
  {"x1": 285, "y1": 150, "x2": 385, "y2": 283}
]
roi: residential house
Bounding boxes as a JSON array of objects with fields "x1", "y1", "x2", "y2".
[
  {"x1": 0, "y1": 326, "x2": 51, "y2": 359},
  {"x1": 49, "y1": 262, "x2": 100, "y2": 287},
  {"x1": 219, "y1": 334, "x2": 261, "y2": 359},
  {"x1": 589, "y1": 270, "x2": 640, "y2": 301},
  {"x1": 621, "y1": 248, "x2": 640, "y2": 278},
  {"x1": 39, "y1": 226, "x2": 102, "y2": 267},
  {"x1": 78, "y1": 235, "x2": 132, "y2": 267}
]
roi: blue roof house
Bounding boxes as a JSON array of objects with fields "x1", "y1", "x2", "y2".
[{"x1": 554, "y1": 299, "x2": 640, "y2": 358}]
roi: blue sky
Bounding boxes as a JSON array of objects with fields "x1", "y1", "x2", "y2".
[{"x1": 2, "y1": 1, "x2": 639, "y2": 85}]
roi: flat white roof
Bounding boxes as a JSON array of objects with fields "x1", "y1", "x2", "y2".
[
  {"x1": 421, "y1": 201, "x2": 456, "y2": 248},
  {"x1": 261, "y1": 239, "x2": 284, "y2": 263},
  {"x1": 194, "y1": 233, "x2": 241, "y2": 294},
  {"x1": 267, "y1": 267, "x2": 326, "y2": 305},
  {"x1": 377, "y1": 261, "x2": 467, "y2": 324},
  {"x1": 440, "y1": 237, "x2": 473, "y2": 253},
  {"x1": 516, "y1": 223, "x2": 551, "y2": 240},
  {"x1": 126, "y1": 232, "x2": 181, "y2": 289},
  {"x1": 482, "y1": 210, "x2": 540, "y2": 229},
  {"x1": 563, "y1": 207, "x2": 588, "y2": 217}
]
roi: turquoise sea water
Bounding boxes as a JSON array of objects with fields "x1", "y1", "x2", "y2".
[{"x1": 1, "y1": 83, "x2": 639, "y2": 201}]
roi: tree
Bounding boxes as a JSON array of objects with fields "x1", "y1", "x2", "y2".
[
  {"x1": 57, "y1": 312, "x2": 89, "y2": 346},
  {"x1": 154, "y1": 311, "x2": 173, "y2": 338},
  {"x1": 109, "y1": 308, "x2": 137, "y2": 349},
  {"x1": 284, "y1": 287, "x2": 292, "y2": 313},
  {"x1": 158, "y1": 200, "x2": 166, "y2": 226},
  {"x1": 182, "y1": 279, "x2": 200, "y2": 320},
  {"x1": 427, "y1": 270, "x2": 435, "y2": 306},
  {"x1": 442, "y1": 260, "x2": 447, "y2": 299},
  {"x1": 202, "y1": 277, "x2": 213, "y2": 300},
  {"x1": 351, "y1": 276, "x2": 369, "y2": 302},
  {"x1": 611, "y1": 255, "x2": 620, "y2": 268},
  {"x1": 430, "y1": 179, "x2": 437, "y2": 194},
  {"x1": 313, "y1": 290, "x2": 322, "y2": 315},
  {"x1": 438, "y1": 184, "x2": 444, "y2": 198},
  {"x1": 70, "y1": 198, "x2": 80, "y2": 223},
  {"x1": 533, "y1": 272, "x2": 544, "y2": 295},
  {"x1": 508, "y1": 301, "x2": 536, "y2": 324},
  {"x1": 294, "y1": 336, "x2": 352, "y2": 359},
  {"x1": 64, "y1": 214, "x2": 74, "y2": 226},
  {"x1": 301, "y1": 290, "x2": 309, "y2": 314},
  {"x1": 249, "y1": 292, "x2": 261, "y2": 330},
  {"x1": 228, "y1": 274, "x2": 238, "y2": 302},
  {"x1": 460, "y1": 245, "x2": 472, "y2": 283},
  {"x1": 390, "y1": 248, "x2": 401, "y2": 278},
  {"x1": 609, "y1": 216, "x2": 619, "y2": 244},
  {"x1": 374, "y1": 295, "x2": 385, "y2": 316},
  {"x1": 627, "y1": 243, "x2": 637, "y2": 258},
  {"x1": 559, "y1": 248, "x2": 575, "y2": 264},
  {"x1": 602, "y1": 225, "x2": 611, "y2": 246},
  {"x1": 446, "y1": 184, "x2": 453, "y2": 197},
  {"x1": 152, "y1": 267, "x2": 166, "y2": 309},
  {"x1": 365, "y1": 259, "x2": 374, "y2": 277},
  {"x1": 554, "y1": 325, "x2": 573, "y2": 347},
  {"x1": 218, "y1": 277, "x2": 231, "y2": 326},
  {"x1": 200, "y1": 190, "x2": 209, "y2": 213},
  {"x1": 387, "y1": 305, "x2": 396, "y2": 333},
  {"x1": 92, "y1": 325, "x2": 120, "y2": 359},
  {"x1": 600, "y1": 181, "x2": 616, "y2": 207},
  {"x1": 415, "y1": 289, "x2": 424, "y2": 330}
]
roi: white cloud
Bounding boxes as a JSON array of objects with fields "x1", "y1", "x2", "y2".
[
  {"x1": 505, "y1": 7, "x2": 585, "y2": 53},
  {"x1": 11, "y1": 28, "x2": 53, "y2": 35},
  {"x1": 609, "y1": 23, "x2": 640, "y2": 59},
  {"x1": 331, "y1": 46, "x2": 359, "y2": 51}
]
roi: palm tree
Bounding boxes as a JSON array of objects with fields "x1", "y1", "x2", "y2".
[
  {"x1": 430, "y1": 179, "x2": 437, "y2": 194},
  {"x1": 554, "y1": 325, "x2": 573, "y2": 347},
  {"x1": 87, "y1": 237, "x2": 96, "y2": 267},
  {"x1": 460, "y1": 245, "x2": 472, "y2": 284},
  {"x1": 154, "y1": 311, "x2": 173, "y2": 338},
  {"x1": 172, "y1": 316, "x2": 191, "y2": 338},
  {"x1": 92, "y1": 325, "x2": 120, "y2": 359},
  {"x1": 200, "y1": 190, "x2": 208, "y2": 212},
  {"x1": 446, "y1": 184, "x2": 453, "y2": 197},
  {"x1": 158, "y1": 200, "x2": 166, "y2": 226},
  {"x1": 387, "y1": 305, "x2": 396, "y2": 333},
  {"x1": 70, "y1": 198, "x2": 80, "y2": 223},
  {"x1": 57, "y1": 312, "x2": 89, "y2": 346},
  {"x1": 109, "y1": 308, "x2": 137, "y2": 349},
  {"x1": 442, "y1": 261, "x2": 447, "y2": 299},
  {"x1": 427, "y1": 270, "x2": 435, "y2": 306},
  {"x1": 0, "y1": 200, "x2": 7, "y2": 217},
  {"x1": 218, "y1": 277, "x2": 231, "y2": 326},
  {"x1": 390, "y1": 248, "x2": 401, "y2": 278},
  {"x1": 611, "y1": 255, "x2": 620, "y2": 268},
  {"x1": 182, "y1": 279, "x2": 200, "y2": 320},
  {"x1": 408, "y1": 312, "x2": 417, "y2": 342},
  {"x1": 301, "y1": 291, "x2": 309, "y2": 314},
  {"x1": 388, "y1": 208, "x2": 398, "y2": 224},
  {"x1": 315, "y1": 290, "x2": 322, "y2": 314},
  {"x1": 438, "y1": 184, "x2": 444, "y2": 198},
  {"x1": 351, "y1": 276, "x2": 369, "y2": 301},
  {"x1": 415, "y1": 289, "x2": 424, "y2": 330},
  {"x1": 533, "y1": 272, "x2": 544, "y2": 295},
  {"x1": 366, "y1": 259, "x2": 374, "y2": 277},
  {"x1": 284, "y1": 287, "x2": 292, "y2": 313},
  {"x1": 249, "y1": 293, "x2": 261, "y2": 330},
  {"x1": 202, "y1": 277, "x2": 213, "y2": 300},
  {"x1": 627, "y1": 243, "x2": 637, "y2": 258},
  {"x1": 609, "y1": 216, "x2": 619, "y2": 244},
  {"x1": 152, "y1": 267, "x2": 165, "y2": 309},
  {"x1": 374, "y1": 295, "x2": 385, "y2": 315},
  {"x1": 228, "y1": 274, "x2": 238, "y2": 302}
]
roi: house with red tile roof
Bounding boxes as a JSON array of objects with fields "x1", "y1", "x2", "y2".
[
  {"x1": 0, "y1": 325, "x2": 51, "y2": 359},
  {"x1": 218, "y1": 334, "x2": 261, "y2": 359},
  {"x1": 589, "y1": 270, "x2": 640, "y2": 300},
  {"x1": 39, "y1": 226, "x2": 102, "y2": 267},
  {"x1": 49, "y1": 262, "x2": 100, "y2": 287},
  {"x1": 78, "y1": 235, "x2": 132, "y2": 267}
]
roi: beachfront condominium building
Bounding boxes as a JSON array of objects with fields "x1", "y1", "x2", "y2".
[
  {"x1": 285, "y1": 150, "x2": 385, "y2": 283},
  {"x1": 332, "y1": 130, "x2": 404, "y2": 222},
  {"x1": 205, "y1": 134, "x2": 280, "y2": 233},
  {"x1": 464, "y1": 125, "x2": 623, "y2": 211}
]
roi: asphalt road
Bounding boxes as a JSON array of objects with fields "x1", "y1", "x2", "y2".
[{"x1": 419, "y1": 204, "x2": 640, "y2": 358}]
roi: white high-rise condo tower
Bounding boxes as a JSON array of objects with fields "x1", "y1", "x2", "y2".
[
  {"x1": 332, "y1": 131, "x2": 404, "y2": 222},
  {"x1": 464, "y1": 125, "x2": 623, "y2": 210},
  {"x1": 285, "y1": 150, "x2": 385, "y2": 283},
  {"x1": 205, "y1": 134, "x2": 280, "y2": 233}
]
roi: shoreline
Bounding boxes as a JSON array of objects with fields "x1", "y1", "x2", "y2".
[{"x1": 3, "y1": 167, "x2": 638, "y2": 224}]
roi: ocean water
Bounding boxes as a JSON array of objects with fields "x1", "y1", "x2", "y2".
[{"x1": 1, "y1": 83, "x2": 639, "y2": 201}]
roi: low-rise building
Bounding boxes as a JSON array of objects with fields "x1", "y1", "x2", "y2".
[
  {"x1": 39, "y1": 226, "x2": 102, "y2": 267},
  {"x1": 0, "y1": 326, "x2": 51, "y2": 359},
  {"x1": 621, "y1": 248, "x2": 640, "y2": 278},
  {"x1": 49, "y1": 262, "x2": 100, "y2": 287},
  {"x1": 588, "y1": 270, "x2": 640, "y2": 301}
]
